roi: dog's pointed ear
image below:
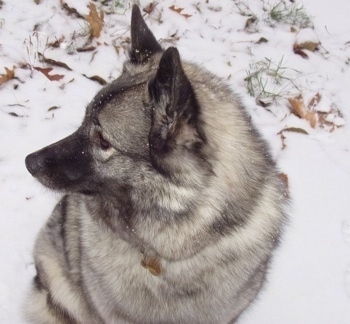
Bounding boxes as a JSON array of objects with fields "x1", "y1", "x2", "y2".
[
  {"x1": 130, "y1": 5, "x2": 162, "y2": 64},
  {"x1": 148, "y1": 47, "x2": 204, "y2": 156}
]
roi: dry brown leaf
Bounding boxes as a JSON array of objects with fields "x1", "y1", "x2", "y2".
[
  {"x1": 83, "y1": 74, "x2": 107, "y2": 85},
  {"x1": 38, "y1": 53, "x2": 72, "y2": 71},
  {"x1": 61, "y1": 1, "x2": 84, "y2": 19},
  {"x1": 318, "y1": 105, "x2": 345, "y2": 131},
  {"x1": 308, "y1": 93, "x2": 322, "y2": 110},
  {"x1": 293, "y1": 39, "x2": 319, "y2": 59},
  {"x1": 288, "y1": 97, "x2": 318, "y2": 128},
  {"x1": 48, "y1": 106, "x2": 61, "y2": 112},
  {"x1": 47, "y1": 36, "x2": 65, "y2": 49},
  {"x1": 34, "y1": 67, "x2": 64, "y2": 81},
  {"x1": 281, "y1": 127, "x2": 309, "y2": 135},
  {"x1": 293, "y1": 44, "x2": 309, "y2": 59},
  {"x1": 77, "y1": 46, "x2": 96, "y2": 52},
  {"x1": 86, "y1": 3, "x2": 104, "y2": 38},
  {"x1": 244, "y1": 16, "x2": 258, "y2": 33},
  {"x1": 277, "y1": 127, "x2": 308, "y2": 149},
  {"x1": 297, "y1": 41, "x2": 319, "y2": 52},
  {"x1": 0, "y1": 66, "x2": 16, "y2": 86},
  {"x1": 288, "y1": 94, "x2": 344, "y2": 131},
  {"x1": 255, "y1": 37, "x2": 268, "y2": 44},
  {"x1": 169, "y1": 5, "x2": 192, "y2": 18},
  {"x1": 61, "y1": 1, "x2": 84, "y2": 18},
  {"x1": 277, "y1": 130, "x2": 287, "y2": 150},
  {"x1": 143, "y1": 2, "x2": 157, "y2": 14}
]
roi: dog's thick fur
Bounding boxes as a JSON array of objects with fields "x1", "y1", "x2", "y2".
[{"x1": 24, "y1": 5, "x2": 287, "y2": 323}]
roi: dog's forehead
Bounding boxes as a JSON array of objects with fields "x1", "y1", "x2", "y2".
[
  {"x1": 86, "y1": 68, "x2": 154, "y2": 116},
  {"x1": 89, "y1": 82, "x2": 132, "y2": 114},
  {"x1": 83, "y1": 79, "x2": 151, "y2": 139}
]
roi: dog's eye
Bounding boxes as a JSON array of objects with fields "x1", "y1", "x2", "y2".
[{"x1": 98, "y1": 132, "x2": 111, "y2": 150}]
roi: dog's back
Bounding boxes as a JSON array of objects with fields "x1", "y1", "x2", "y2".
[{"x1": 24, "y1": 5, "x2": 288, "y2": 323}]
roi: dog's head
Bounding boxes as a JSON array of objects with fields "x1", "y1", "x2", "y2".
[{"x1": 25, "y1": 6, "x2": 210, "y2": 196}]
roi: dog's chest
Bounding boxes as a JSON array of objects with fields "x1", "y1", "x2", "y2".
[
  {"x1": 81, "y1": 214, "x2": 210, "y2": 292},
  {"x1": 64, "y1": 200, "x2": 242, "y2": 323}
]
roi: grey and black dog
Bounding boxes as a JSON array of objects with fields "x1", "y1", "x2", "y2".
[{"x1": 24, "y1": 5, "x2": 288, "y2": 323}]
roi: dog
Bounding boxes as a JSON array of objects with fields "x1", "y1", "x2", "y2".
[{"x1": 24, "y1": 5, "x2": 288, "y2": 323}]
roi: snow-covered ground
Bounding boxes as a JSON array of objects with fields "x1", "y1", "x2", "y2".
[{"x1": 0, "y1": 0, "x2": 349, "y2": 322}]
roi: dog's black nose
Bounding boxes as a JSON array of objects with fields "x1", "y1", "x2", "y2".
[{"x1": 25, "y1": 153, "x2": 42, "y2": 175}]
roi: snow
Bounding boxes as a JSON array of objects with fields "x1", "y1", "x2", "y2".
[
  {"x1": 0, "y1": 0, "x2": 349, "y2": 322},
  {"x1": 295, "y1": 28, "x2": 319, "y2": 45}
]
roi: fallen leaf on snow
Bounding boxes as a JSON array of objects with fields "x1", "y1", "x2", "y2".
[
  {"x1": 61, "y1": 1, "x2": 84, "y2": 19},
  {"x1": 256, "y1": 96, "x2": 273, "y2": 107},
  {"x1": 293, "y1": 45, "x2": 309, "y2": 58},
  {"x1": 255, "y1": 37, "x2": 268, "y2": 44},
  {"x1": 34, "y1": 67, "x2": 64, "y2": 81},
  {"x1": 281, "y1": 127, "x2": 309, "y2": 135},
  {"x1": 48, "y1": 106, "x2": 61, "y2": 112},
  {"x1": 277, "y1": 127, "x2": 308, "y2": 151},
  {"x1": 77, "y1": 46, "x2": 96, "y2": 52},
  {"x1": 288, "y1": 96, "x2": 317, "y2": 128},
  {"x1": 9, "y1": 112, "x2": 20, "y2": 117},
  {"x1": 47, "y1": 36, "x2": 65, "y2": 48},
  {"x1": 296, "y1": 40, "x2": 319, "y2": 52},
  {"x1": 308, "y1": 92, "x2": 321, "y2": 110},
  {"x1": 38, "y1": 53, "x2": 72, "y2": 71},
  {"x1": 318, "y1": 106, "x2": 345, "y2": 131},
  {"x1": 293, "y1": 28, "x2": 320, "y2": 59},
  {"x1": 0, "y1": 66, "x2": 16, "y2": 86},
  {"x1": 169, "y1": 5, "x2": 192, "y2": 18},
  {"x1": 244, "y1": 16, "x2": 258, "y2": 33},
  {"x1": 83, "y1": 74, "x2": 107, "y2": 85},
  {"x1": 86, "y1": 2, "x2": 104, "y2": 38},
  {"x1": 288, "y1": 94, "x2": 344, "y2": 131},
  {"x1": 143, "y1": 2, "x2": 158, "y2": 14},
  {"x1": 278, "y1": 130, "x2": 287, "y2": 150}
]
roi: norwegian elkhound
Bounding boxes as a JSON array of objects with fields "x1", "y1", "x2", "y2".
[{"x1": 24, "y1": 5, "x2": 288, "y2": 323}]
